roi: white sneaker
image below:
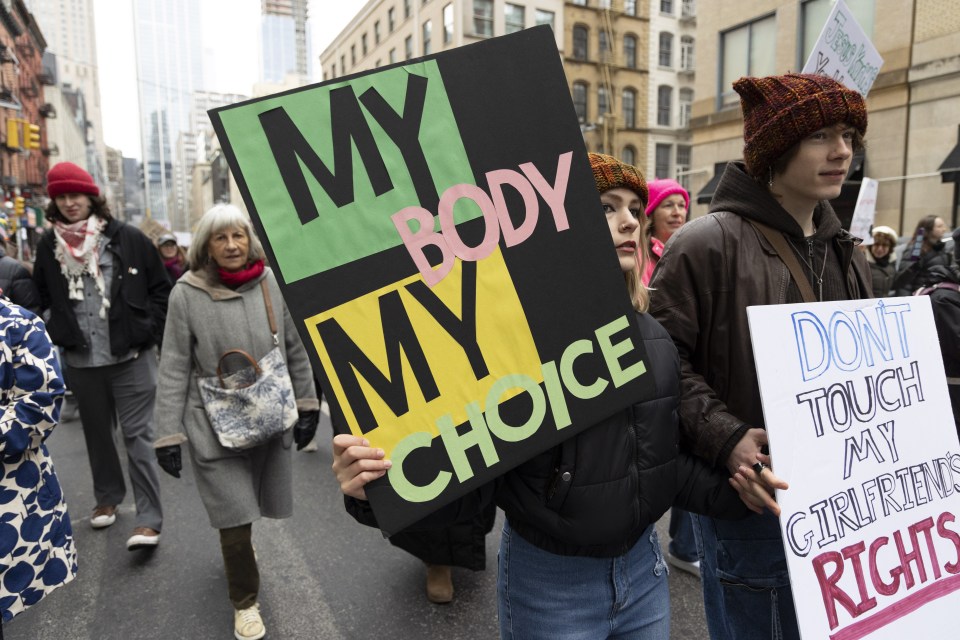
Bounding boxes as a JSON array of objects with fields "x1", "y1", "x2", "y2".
[
  {"x1": 126, "y1": 527, "x2": 161, "y2": 551},
  {"x1": 234, "y1": 604, "x2": 266, "y2": 640},
  {"x1": 302, "y1": 438, "x2": 319, "y2": 452},
  {"x1": 667, "y1": 553, "x2": 701, "y2": 578},
  {"x1": 90, "y1": 505, "x2": 117, "y2": 529}
]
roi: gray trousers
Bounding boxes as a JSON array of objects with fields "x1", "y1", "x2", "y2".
[{"x1": 67, "y1": 349, "x2": 163, "y2": 531}]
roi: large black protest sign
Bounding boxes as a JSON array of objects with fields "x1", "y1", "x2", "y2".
[{"x1": 210, "y1": 26, "x2": 656, "y2": 534}]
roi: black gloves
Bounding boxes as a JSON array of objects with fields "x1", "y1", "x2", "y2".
[
  {"x1": 294, "y1": 410, "x2": 320, "y2": 451},
  {"x1": 156, "y1": 445, "x2": 182, "y2": 478}
]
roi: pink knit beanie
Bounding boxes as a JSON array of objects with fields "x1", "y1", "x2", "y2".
[{"x1": 644, "y1": 178, "x2": 689, "y2": 217}]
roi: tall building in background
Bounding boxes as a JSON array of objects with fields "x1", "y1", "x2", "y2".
[
  {"x1": 133, "y1": 0, "x2": 202, "y2": 230},
  {"x1": 26, "y1": 0, "x2": 106, "y2": 185},
  {"x1": 647, "y1": 0, "x2": 695, "y2": 188},
  {"x1": 261, "y1": 0, "x2": 310, "y2": 84}
]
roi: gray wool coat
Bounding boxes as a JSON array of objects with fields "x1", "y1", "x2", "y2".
[{"x1": 154, "y1": 267, "x2": 318, "y2": 529}]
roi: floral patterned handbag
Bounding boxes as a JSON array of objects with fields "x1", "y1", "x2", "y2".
[{"x1": 196, "y1": 280, "x2": 298, "y2": 450}]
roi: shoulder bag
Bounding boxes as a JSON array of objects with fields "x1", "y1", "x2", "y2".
[{"x1": 196, "y1": 279, "x2": 298, "y2": 450}]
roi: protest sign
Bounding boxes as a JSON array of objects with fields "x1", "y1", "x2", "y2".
[
  {"x1": 749, "y1": 297, "x2": 960, "y2": 640},
  {"x1": 209, "y1": 26, "x2": 655, "y2": 535},
  {"x1": 802, "y1": 0, "x2": 884, "y2": 96},
  {"x1": 849, "y1": 178, "x2": 879, "y2": 245}
]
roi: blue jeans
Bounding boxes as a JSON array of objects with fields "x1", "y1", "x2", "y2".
[
  {"x1": 694, "y1": 513, "x2": 800, "y2": 640},
  {"x1": 498, "y1": 520, "x2": 669, "y2": 640},
  {"x1": 667, "y1": 507, "x2": 697, "y2": 561}
]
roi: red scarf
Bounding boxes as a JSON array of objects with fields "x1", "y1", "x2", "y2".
[{"x1": 218, "y1": 259, "x2": 264, "y2": 288}]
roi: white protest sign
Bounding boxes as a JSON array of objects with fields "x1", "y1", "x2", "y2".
[
  {"x1": 802, "y1": 0, "x2": 884, "y2": 96},
  {"x1": 849, "y1": 178, "x2": 879, "y2": 245},
  {"x1": 748, "y1": 297, "x2": 960, "y2": 640}
]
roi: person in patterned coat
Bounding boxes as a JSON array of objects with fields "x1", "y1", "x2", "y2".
[{"x1": 0, "y1": 299, "x2": 75, "y2": 632}]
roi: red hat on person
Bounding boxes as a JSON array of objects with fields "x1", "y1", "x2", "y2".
[{"x1": 46, "y1": 162, "x2": 100, "y2": 199}]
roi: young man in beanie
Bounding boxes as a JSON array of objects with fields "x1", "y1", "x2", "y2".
[
  {"x1": 33, "y1": 161, "x2": 171, "y2": 551},
  {"x1": 649, "y1": 74, "x2": 873, "y2": 639}
]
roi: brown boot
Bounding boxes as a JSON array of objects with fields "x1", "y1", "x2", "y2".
[{"x1": 425, "y1": 564, "x2": 454, "y2": 604}]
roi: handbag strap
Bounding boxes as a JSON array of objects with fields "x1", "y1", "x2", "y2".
[
  {"x1": 260, "y1": 279, "x2": 279, "y2": 345},
  {"x1": 215, "y1": 349, "x2": 261, "y2": 383},
  {"x1": 749, "y1": 220, "x2": 818, "y2": 304}
]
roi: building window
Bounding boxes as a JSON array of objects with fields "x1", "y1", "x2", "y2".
[
  {"x1": 721, "y1": 15, "x2": 776, "y2": 107},
  {"x1": 390, "y1": 48, "x2": 397, "y2": 63},
  {"x1": 598, "y1": 86, "x2": 609, "y2": 116},
  {"x1": 801, "y1": 0, "x2": 875, "y2": 66},
  {"x1": 405, "y1": 35, "x2": 413, "y2": 60},
  {"x1": 599, "y1": 0, "x2": 611, "y2": 7},
  {"x1": 679, "y1": 88, "x2": 693, "y2": 128},
  {"x1": 474, "y1": 0, "x2": 493, "y2": 37},
  {"x1": 660, "y1": 0, "x2": 674, "y2": 14},
  {"x1": 572, "y1": 0, "x2": 586, "y2": 5},
  {"x1": 657, "y1": 86, "x2": 672, "y2": 126},
  {"x1": 624, "y1": 0, "x2": 636, "y2": 16},
  {"x1": 388, "y1": 7, "x2": 395, "y2": 31},
  {"x1": 624, "y1": 34, "x2": 637, "y2": 69},
  {"x1": 658, "y1": 32, "x2": 673, "y2": 67},
  {"x1": 374, "y1": 21, "x2": 381, "y2": 44},
  {"x1": 339, "y1": 54, "x2": 345, "y2": 74},
  {"x1": 329, "y1": 66, "x2": 336, "y2": 80},
  {"x1": 375, "y1": 59, "x2": 381, "y2": 68},
  {"x1": 676, "y1": 145, "x2": 691, "y2": 188},
  {"x1": 405, "y1": 0, "x2": 411, "y2": 18},
  {"x1": 572, "y1": 81, "x2": 588, "y2": 122},
  {"x1": 680, "y1": 36, "x2": 695, "y2": 71},
  {"x1": 423, "y1": 20, "x2": 432, "y2": 54},
  {"x1": 573, "y1": 25, "x2": 588, "y2": 61},
  {"x1": 362, "y1": 33, "x2": 368, "y2": 56},
  {"x1": 444, "y1": 4, "x2": 454, "y2": 43},
  {"x1": 598, "y1": 30, "x2": 613, "y2": 62},
  {"x1": 535, "y1": 9, "x2": 555, "y2": 30},
  {"x1": 621, "y1": 145, "x2": 636, "y2": 166},
  {"x1": 681, "y1": 0, "x2": 696, "y2": 18},
  {"x1": 622, "y1": 88, "x2": 636, "y2": 128},
  {"x1": 351, "y1": 44, "x2": 356, "y2": 65},
  {"x1": 505, "y1": 4, "x2": 525, "y2": 34},
  {"x1": 656, "y1": 144, "x2": 671, "y2": 179}
]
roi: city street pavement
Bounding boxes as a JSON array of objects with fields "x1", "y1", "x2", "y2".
[{"x1": 7, "y1": 400, "x2": 709, "y2": 640}]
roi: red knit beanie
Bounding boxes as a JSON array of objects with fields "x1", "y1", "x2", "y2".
[
  {"x1": 46, "y1": 162, "x2": 100, "y2": 199},
  {"x1": 734, "y1": 73, "x2": 867, "y2": 178},
  {"x1": 588, "y1": 153, "x2": 648, "y2": 204}
]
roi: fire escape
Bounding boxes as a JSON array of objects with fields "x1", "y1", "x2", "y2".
[{"x1": 597, "y1": 5, "x2": 617, "y2": 155}]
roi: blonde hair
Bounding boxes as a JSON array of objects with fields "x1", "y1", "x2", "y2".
[
  {"x1": 628, "y1": 215, "x2": 652, "y2": 313},
  {"x1": 188, "y1": 204, "x2": 265, "y2": 272}
]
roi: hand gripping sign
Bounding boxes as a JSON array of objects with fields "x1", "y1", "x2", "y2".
[
  {"x1": 209, "y1": 27, "x2": 656, "y2": 535},
  {"x1": 749, "y1": 297, "x2": 960, "y2": 640}
]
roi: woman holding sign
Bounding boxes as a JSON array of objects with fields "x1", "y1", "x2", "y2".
[
  {"x1": 650, "y1": 74, "x2": 874, "y2": 640},
  {"x1": 152, "y1": 205, "x2": 319, "y2": 640},
  {"x1": 333, "y1": 153, "x2": 747, "y2": 640}
]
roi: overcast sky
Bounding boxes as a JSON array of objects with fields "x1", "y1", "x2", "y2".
[{"x1": 92, "y1": 0, "x2": 367, "y2": 159}]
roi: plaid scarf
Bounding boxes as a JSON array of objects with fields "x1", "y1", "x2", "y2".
[{"x1": 53, "y1": 216, "x2": 110, "y2": 318}]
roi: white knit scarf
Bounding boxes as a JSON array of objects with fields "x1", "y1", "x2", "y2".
[{"x1": 53, "y1": 216, "x2": 110, "y2": 318}]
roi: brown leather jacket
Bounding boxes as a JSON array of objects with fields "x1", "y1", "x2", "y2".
[{"x1": 649, "y1": 163, "x2": 872, "y2": 469}]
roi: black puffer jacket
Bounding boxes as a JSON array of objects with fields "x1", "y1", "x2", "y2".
[
  {"x1": 33, "y1": 219, "x2": 171, "y2": 354},
  {"x1": 0, "y1": 250, "x2": 40, "y2": 313},
  {"x1": 893, "y1": 242, "x2": 954, "y2": 296},
  {"x1": 347, "y1": 312, "x2": 748, "y2": 558}
]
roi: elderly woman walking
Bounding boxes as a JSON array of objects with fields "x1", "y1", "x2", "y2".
[{"x1": 152, "y1": 204, "x2": 319, "y2": 640}]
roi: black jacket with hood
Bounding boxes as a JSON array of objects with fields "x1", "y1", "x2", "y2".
[
  {"x1": 33, "y1": 218, "x2": 171, "y2": 355},
  {"x1": 649, "y1": 162, "x2": 872, "y2": 469}
]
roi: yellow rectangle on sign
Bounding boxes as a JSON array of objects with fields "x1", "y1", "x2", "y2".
[{"x1": 305, "y1": 249, "x2": 542, "y2": 456}]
